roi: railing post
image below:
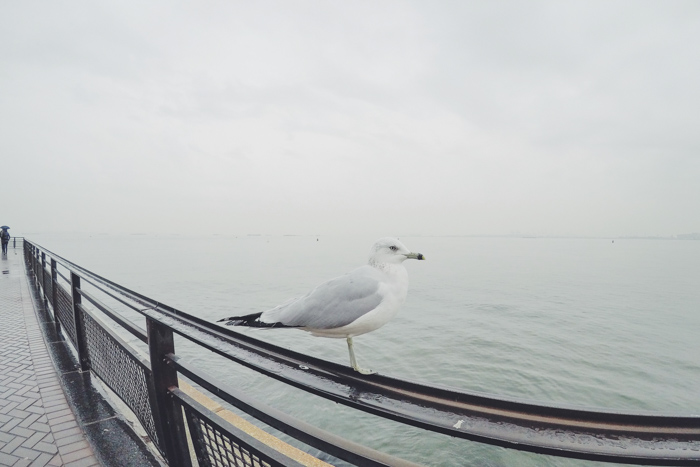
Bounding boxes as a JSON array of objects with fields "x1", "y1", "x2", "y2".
[
  {"x1": 41, "y1": 252, "x2": 48, "y2": 308},
  {"x1": 35, "y1": 248, "x2": 41, "y2": 288},
  {"x1": 147, "y1": 319, "x2": 192, "y2": 467},
  {"x1": 50, "y1": 259, "x2": 62, "y2": 335},
  {"x1": 32, "y1": 247, "x2": 38, "y2": 286},
  {"x1": 70, "y1": 272, "x2": 90, "y2": 372},
  {"x1": 36, "y1": 248, "x2": 41, "y2": 288}
]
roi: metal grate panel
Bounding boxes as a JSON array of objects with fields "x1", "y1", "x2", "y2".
[
  {"x1": 82, "y1": 311, "x2": 162, "y2": 452},
  {"x1": 36, "y1": 258, "x2": 43, "y2": 289},
  {"x1": 42, "y1": 267, "x2": 52, "y2": 303},
  {"x1": 55, "y1": 283, "x2": 77, "y2": 346},
  {"x1": 184, "y1": 408, "x2": 276, "y2": 467}
]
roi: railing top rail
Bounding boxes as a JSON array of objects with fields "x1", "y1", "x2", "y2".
[{"x1": 24, "y1": 240, "x2": 700, "y2": 465}]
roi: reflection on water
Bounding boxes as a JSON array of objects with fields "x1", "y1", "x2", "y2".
[{"x1": 29, "y1": 234, "x2": 700, "y2": 466}]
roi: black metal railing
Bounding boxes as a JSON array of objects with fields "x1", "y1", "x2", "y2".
[{"x1": 22, "y1": 239, "x2": 700, "y2": 467}]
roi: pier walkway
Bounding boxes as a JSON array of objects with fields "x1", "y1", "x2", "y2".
[{"x1": 0, "y1": 245, "x2": 160, "y2": 466}]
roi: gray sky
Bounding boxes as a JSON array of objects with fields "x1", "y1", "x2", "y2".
[{"x1": 2, "y1": 1, "x2": 699, "y2": 237}]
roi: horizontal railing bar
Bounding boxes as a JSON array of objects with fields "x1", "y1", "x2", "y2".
[
  {"x1": 145, "y1": 305, "x2": 700, "y2": 466},
  {"x1": 56, "y1": 269, "x2": 70, "y2": 284},
  {"x1": 78, "y1": 289, "x2": 148, "y2": 343},
  {"x1": 169, "y1": 355, "x2": 422, "y2": 467},
  {"x1": 26, "y1": 244, "x2": 155, "y2": 341},
  {"x1": 25, "y1": 243, "x2": 157, "y2": 310},
  {"x1": 72, "y1": 270, "x2": 152, "y2": 316}
]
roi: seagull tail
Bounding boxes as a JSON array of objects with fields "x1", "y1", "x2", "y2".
[{"x1": 217, "y1": 312, "x2": 290, "y2": 329}]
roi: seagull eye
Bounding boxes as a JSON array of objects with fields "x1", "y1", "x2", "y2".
[{"x1": 389, "y1": 245, "x2": 398, "y2": 251}]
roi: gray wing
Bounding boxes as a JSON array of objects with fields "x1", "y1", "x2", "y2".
[{"x1": 261, "y1": 265, "x2": 384, "y2": 329}]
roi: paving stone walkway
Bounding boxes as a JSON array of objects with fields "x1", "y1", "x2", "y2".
[
  {"x1": 0, "y1": 246, "x2": 99, "y2": 466},
  {"x1": 1, "y1": 244, "x2": 161, "y2": 467}
]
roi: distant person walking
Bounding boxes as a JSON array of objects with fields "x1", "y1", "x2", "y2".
[{"x1": 1, "y1": 227, "x2": 9, "y2": 255}]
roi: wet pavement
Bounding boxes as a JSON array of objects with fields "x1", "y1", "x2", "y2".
[{"x1": 0, "y1": 245, "x2": 161, "y2": 467}]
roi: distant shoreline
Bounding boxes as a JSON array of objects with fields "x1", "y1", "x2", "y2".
[{"x1": 20, "y1": 232, "x2": 700, "y2": 240}]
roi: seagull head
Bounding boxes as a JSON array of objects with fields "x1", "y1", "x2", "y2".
[{"x1": 369, "y1": 237, "x2": 425, "y2": 266}]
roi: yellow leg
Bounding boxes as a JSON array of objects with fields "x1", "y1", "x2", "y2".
[{"x1": 346, "y1": 337, "x2": 376, "y2": 375}]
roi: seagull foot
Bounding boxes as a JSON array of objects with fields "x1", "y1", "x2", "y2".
[{"x1": 352, "y1": 365, "x2": 377, "y2": 375}]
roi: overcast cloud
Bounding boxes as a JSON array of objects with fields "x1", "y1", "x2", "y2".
[{"x1": 1, "y1": 1, "x2": 699, "y2": 237}]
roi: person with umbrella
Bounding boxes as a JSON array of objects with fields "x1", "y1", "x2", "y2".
[{"x1": 1, "y1": 226, "x2": 9, "y2": 255}]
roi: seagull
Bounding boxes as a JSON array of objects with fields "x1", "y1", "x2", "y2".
[{"x1": 218, "y1": 237, "x2": 425, "y2": 374}]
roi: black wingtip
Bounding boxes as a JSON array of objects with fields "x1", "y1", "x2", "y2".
[
  {"x1": 216, "y1": 312, "x2": 269, "y2": 328},
  {"x1": 217, "y1": 317, "x2": 243, "y2": 326}
]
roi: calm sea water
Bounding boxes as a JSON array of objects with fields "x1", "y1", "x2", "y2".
[{"x1": 27, "y1": 233, "x2": 700, "y2": 466}]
